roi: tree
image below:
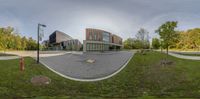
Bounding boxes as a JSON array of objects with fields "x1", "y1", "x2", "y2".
[
  {"x1": 0, "y1": 27, "x2": 14, "y2": 52},
  {"x1": 135, "y1": 28, "x2": 150, "y2": 49},
  {"x1": 123, "y1": 38, "x2": 135, "y2": 49},
  {"x1": 0, "y1": 28, "x2": 6, "y2": 51},
  {"x1": 26, "y1": 37, "x2": 37, "y2": 50},
  {"x1": 14, "y1": 35, "x2": 22, "y2": 50},
  {"x1": 188, "y1": 28, "x2": 200, "y2": 50},
  {"x1": 0, "y1": 26, "x2": 38, "y2": 51},
  {"x1": 152, "y1": 38, "x2": 160, "y2": 49},
  {"x1": 21, "y1": 36, "x2": 28, "y2": 50},
  {"x1": 123, "y1": 37, "x2": 150, "y2": 50},
  {"x1": 155, "y1": 21, "x2": 178, "y2": 54}
]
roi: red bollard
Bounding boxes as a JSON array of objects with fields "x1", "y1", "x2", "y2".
[{"x1": 20, "y1": 57, "x2": 25, "y2": 71}]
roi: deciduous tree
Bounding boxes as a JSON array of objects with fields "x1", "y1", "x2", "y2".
[
  {"x1": 152, "y1": 38, "x2": 160, "y2": 49},
  {"x1": 155, "y1": 21, "x2": 178, "y2": 54}
]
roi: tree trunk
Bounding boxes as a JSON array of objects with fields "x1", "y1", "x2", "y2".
[{"x1": 167, "y1": 45, "x2": 169, "y2": 55}]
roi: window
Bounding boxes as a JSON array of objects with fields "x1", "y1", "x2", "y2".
[
  {"x1": 89, "y1": 32, "x2": 92, "y2": 40},
  {"x1": 94, "y1": 32, "x2": 97, "y2": 40},
  {"x1": 103, "y1": 32, "x2": 110, "y2": 42},
  {"x1": 87, "y1": 44, "x2": 90, "y2": 51},
  {"x1": 92, "y1": 44, "x2": 95, "y2": 50}
]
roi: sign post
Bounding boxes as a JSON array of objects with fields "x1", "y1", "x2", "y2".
[{"x1": 37, "y1": 23, "x2": 46, "y2": 64}]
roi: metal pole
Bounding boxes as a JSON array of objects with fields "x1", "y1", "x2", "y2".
[{"x1": 37, "y1": 24, "x2": 40, "y2": 64}]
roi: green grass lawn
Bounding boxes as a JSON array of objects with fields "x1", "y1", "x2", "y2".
[{"x1": 0, "y1": 51, "x2": 200, "y2": 99}]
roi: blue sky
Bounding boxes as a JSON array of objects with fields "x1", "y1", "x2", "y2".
[{"x1": 0, "y1": 0, "x2": 200, "y2": 42}]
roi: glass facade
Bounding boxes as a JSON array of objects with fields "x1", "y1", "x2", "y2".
[
  {"x1": 85, "y1": 29, "x2": 122, "y2": 52},
  {"x1": 86, "y1": 43, "x2": 110, "y2": 51},
  {"x1": 103, "y1": 32, "x2": 110, "y2": 42}
]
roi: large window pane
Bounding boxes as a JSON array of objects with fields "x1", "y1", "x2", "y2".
[{"x1": 103, "y1": 32, "x2": 110, "y2": 42}]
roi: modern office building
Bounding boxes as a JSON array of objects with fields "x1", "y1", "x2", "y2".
[
  {"x1": 83, "y1": 28, "x2": 123, "y2": 52},
  {"x1": 41, "y1": 40, "x2": 49, "y2": 50},
  {"x1": 49, "y1": 30, "x2": 82, "y2": 50},
  {"x1": 61, "y1": 39, "x2": 82, "y2": 51}
]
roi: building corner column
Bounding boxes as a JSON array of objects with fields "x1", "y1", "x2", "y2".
[{"x1": 83, "y1": 40, "x2": 87, "y2": 52}]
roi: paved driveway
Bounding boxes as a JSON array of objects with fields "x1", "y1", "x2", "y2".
[{"x1": 40, "y1": 51, "x2": 133, "y2": 80}]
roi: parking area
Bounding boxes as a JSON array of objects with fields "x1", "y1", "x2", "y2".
[{"x1": 40, "y1": 51, "x2": 133, "y2": 80}]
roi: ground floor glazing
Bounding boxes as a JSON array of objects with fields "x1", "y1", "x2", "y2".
[{"x1": 86, "y1": 43, "x2": 121, "y2": 51}]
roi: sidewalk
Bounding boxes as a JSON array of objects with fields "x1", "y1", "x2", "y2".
[
  {"x1": 169, "y1": 52, "x2": 200, "y2": 60},
  {"x1": 0, "y1": 51, "x2": 71, "y2": 60},
  {"x1": 0, "y1": 56, "x2": 20, "y2": 60},
  {"x1": 4, "y1": 51, "x2": 70, "y2": 58}
]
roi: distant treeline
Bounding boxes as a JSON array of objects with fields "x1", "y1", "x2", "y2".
[
  {"x1": 123, "y1": 38, "x2": 150, "y2": 49},
  {"x1": 124, "y1": 21, "x2": 200, "y2": 51},
  {"x1": 174, "y1": 28, "x2": 200, "y2": 50},
  {"x1": 0, "y1": 26, "x2": 37, "y2": 51},
  {"x1": 152, "y1": 28, "x2": 200, "y2": 50},
  {"x1": 123, "y1": 28, "x2": 150, "y2": 49}
]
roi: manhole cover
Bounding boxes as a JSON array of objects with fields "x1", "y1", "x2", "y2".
[
  {"x1": 31, "y1": 75, "x2": 51, "y2": 86},
  {"x1": 86, "y1": 59, "x2": 95, "y2": 63}
]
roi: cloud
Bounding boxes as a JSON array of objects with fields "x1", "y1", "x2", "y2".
[
  {"x1": 0, "y1": 12, "x2": 23, "y2": 32},
  {"x1": 0, "y1": 0, "x2": 200, "y2": 42}
]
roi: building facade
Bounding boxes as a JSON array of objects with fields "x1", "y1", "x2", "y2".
[
  {"x1": 61, "y1": 39, "x2": 82, "y2": 51},
  {"x1": 49, "y1": 30, "x2": 82, "y2": 50},
  {"x1": 49, "y1": 30, "x2": 73, "y2": 44},
  {"x1": 83, "y1": 28, "x2": 122, "y2": 52},
  {"x1": 41, "y1": 40, "x2": 49, "y2": 50}
]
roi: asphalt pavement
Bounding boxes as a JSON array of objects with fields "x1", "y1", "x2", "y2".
[{"x1": 40, "y1": 51, "x2": 133, "y2": 80}]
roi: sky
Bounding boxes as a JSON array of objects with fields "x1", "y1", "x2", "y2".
[{"x1": 0, "y1": 0, "x2": 200, "y2": 43}]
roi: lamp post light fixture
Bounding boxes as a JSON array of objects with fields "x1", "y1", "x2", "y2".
[{"x1": 37, "y1": 23, "x2": 46, "y2": 64}]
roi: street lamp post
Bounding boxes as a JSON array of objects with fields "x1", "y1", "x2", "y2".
[{"x1": 37, "y1": 23, "x2": 46, "y2": 64}]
